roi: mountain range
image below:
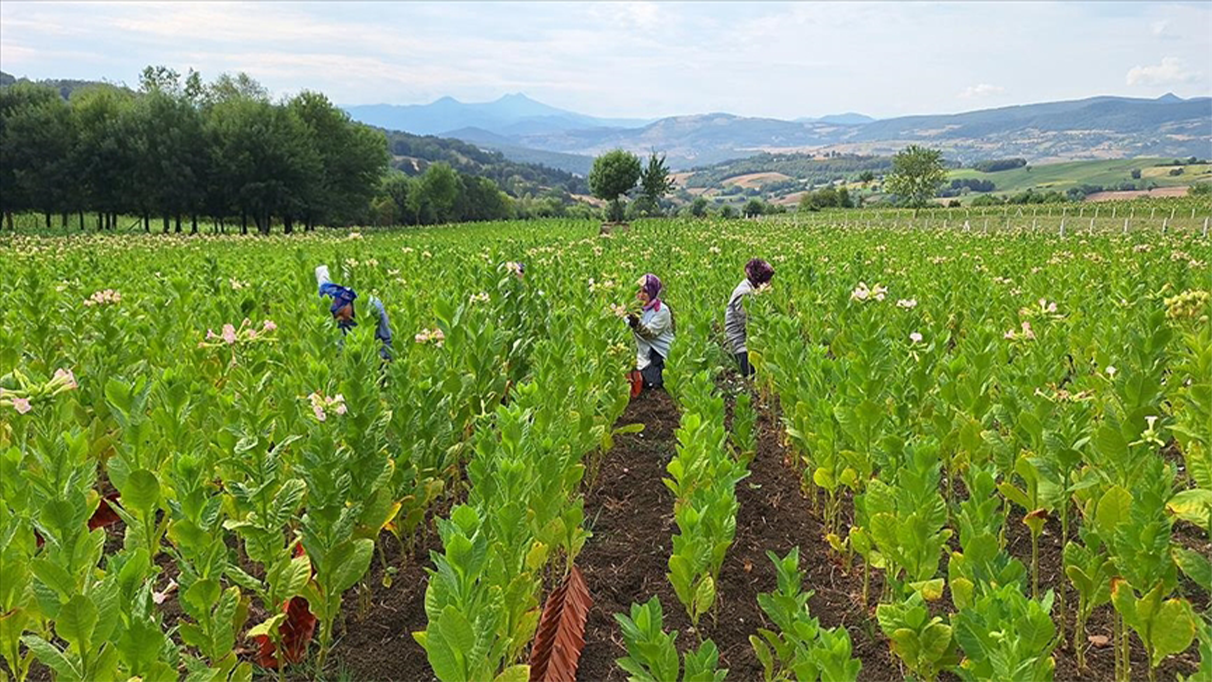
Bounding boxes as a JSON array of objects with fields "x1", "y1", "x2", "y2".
[
  {"x1": 344, "y1": 93, "x2": 652, "y2": 137},
  {"x1": 343, "y1": 92, "x2": 1212, "y2": 173}
]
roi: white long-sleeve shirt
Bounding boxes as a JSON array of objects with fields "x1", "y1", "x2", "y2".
[
  {"x1": 724, "y1": 279, "x2": 753, "y2": 354},
  {"x1": 632, "y1": 301, "x2": 674, "y2": 369}
]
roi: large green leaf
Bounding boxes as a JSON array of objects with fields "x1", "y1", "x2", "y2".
[
  {"x1": 1151, "y1": 599, "x2": 1197, "y2": 666},
  {"x1": 1167, "y1": 489, "x2": 1212, "y2": 527},
  {"x1": 122, "y1": 469, "x2": 161, "y2": 516},
  {"x1": 21, "y1": 635, "x2": 77, "y2": 679},
  {"x1": 1172, "y1": 546, "x2": 1212, "y2": 588},
  {"x1": 1095, "y1": 486, "x2": 1133, "y2": 535},
  {"x1": 328, "y1": 538, "x2": 374, "y2": 594},
  {"x1": 433, "y1": 606, "x2": 475, "y2": 680},
  {"x1": 55, "y1": 594, "x2": 98, "y2": 652}
]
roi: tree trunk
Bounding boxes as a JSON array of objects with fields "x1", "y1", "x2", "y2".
[
  {"x1": 218, "y1": 217, "x2": 225, "y2": 234},
  {"x1": 143, "y1": 213, "x2": 150, "y2": 232},
  {"x1": 79, "y1": 210, "x2": 85, "y2": 231},
  {"x1": 175, "y1": 214, "x2": 182, "y2": 233},
  {"x1": 61, "y1": 212, "x2": 68, "y2": 228},
  {"x1": 190, "y1": 214, "x2": 198, "y2": 234},
  {"x1": 241, "y1": 211, "x2": 248, "y2": 235},
  {"x1": 4, "y1": 212, "x2": 13, "y2": 231},
  {"x1": 163, "y1": 214, "x2": 170, "y2": 234},
  {"x1": 96, "y1": 212, "x2": 103, "y2": 231},
  {"x1": 45, "y1": 212, "x2": 52, "y2": 230},
  {"x1": 284, "y1": 215, "x2": 293, "y2": 234}
]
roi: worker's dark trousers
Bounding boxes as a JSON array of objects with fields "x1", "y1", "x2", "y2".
[
  {"x1": 736, "y1": 352, "x2": 754, "y2": 377},
  {"x1": 641, "y1": 350, "x2": 666, "y2": 389}
]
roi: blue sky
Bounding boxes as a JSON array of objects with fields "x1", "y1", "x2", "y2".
[{"x1": 2, "y1": 1, "x2": 1209, "y2": 119}]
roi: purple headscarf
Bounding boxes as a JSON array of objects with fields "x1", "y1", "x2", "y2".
[
  {"x1": 639, "y1": 273, "x2": 663, "y2": 302},
  {"x1": 745, "y1": 258, "x2": 775, "y2": 286}
]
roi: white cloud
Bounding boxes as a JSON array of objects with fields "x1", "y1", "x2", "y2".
[
  {"x1": 1, "y1": 2, "x2": 1210, "y2": 119},
  {"x1": 958, "y1": 83, "x2": 1005, "y2": 99},
  {"x1": 1125, "y1": 57, "x2": 1202, "y2": 86},
  {"x1": 1150, "y1": 19, "x2": 1178, "y2": 39}
]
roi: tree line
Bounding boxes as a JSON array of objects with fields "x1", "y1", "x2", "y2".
[
  {"x1": 0, "y1": 67, "x2": 397, "y2": 233},
  {"x1": 0, "y1": 66, "x2": 563, "y2": 234}
]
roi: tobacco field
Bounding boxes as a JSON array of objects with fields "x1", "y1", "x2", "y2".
[{"x1": 1, "y1": 214, "x2": 1210, "y2": 682}]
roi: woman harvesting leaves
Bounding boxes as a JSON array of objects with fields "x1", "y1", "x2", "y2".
[
  {"x1": 725, "y1": 258, "x2": 774, "y2": 377},
  {"x1": 626, "y1": 273, "x2": 675, "y2": 396},
  {"x1": 314, "y1": 264, "x2": 393, "y2": 360}
]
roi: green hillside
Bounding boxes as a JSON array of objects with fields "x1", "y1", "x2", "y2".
[{"x1": 948, "y1": 157, "x2": 1210, "y2": 195}]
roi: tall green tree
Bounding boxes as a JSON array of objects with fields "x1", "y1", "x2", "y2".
[
  {"x1": 885, "y1": 145, "x2": 946, "y2": 209},
  {"x1": 70, "y1": 85, "x2": 136, "y2": 231},
  {"x1": 288, "y1": 91, "x2": 388, "y2": 229},
  {"x1": 0, "y1": 83, "x2": 75, "y2": 230},
  {"x1": 588, "y1": 149, "x2": 641, "y2": 222},
  {"x1": 636, "y1": 151, "x2": 674, "y2": 217},
  {"x1": 409, "y1": 162, "x2": 460, "y2": 225}
]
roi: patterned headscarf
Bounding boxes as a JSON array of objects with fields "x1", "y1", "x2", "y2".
[
  {"x1": 639, "y1": 273, "x2": 663, "y2": 301},
  {"x1": 745, "y1": 258, "x2": 775, "y2": 286}
]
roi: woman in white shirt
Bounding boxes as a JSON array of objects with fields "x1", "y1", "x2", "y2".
[{"x1": 627, "y1": 273, "x2": 675, "y2": 395}]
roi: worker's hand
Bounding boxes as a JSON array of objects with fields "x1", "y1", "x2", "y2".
[{"x1": 627, "y1": 313, "x2": 639, "y2": 329}]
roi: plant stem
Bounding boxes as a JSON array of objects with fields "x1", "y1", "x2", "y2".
[
  {"x1": 1031, "y1": 530, "x2": 1040, "y2": 599},
  {"x1": 861, "y1": 559, "x2": 870, "y2": 609},
  {"x1": 1073, "y1": 604, "x2": 1086, "y2": 671}
]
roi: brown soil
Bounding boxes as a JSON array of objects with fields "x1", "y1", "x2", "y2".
[
  {"x1": 315, "y1": 517, "x2": 445, "y2": 681},
  {"x1": 576, "y1": 382, "x2": 903, "y2": 681}
]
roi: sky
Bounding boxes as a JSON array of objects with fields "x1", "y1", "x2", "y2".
[{"x1": 2, "y1": 1, "x2": 1210, "y2": 120}]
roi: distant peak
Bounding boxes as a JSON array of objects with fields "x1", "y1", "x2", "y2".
[
  {"x1": 496, "y1": 92, "x2": 534, "y2": 102},
  {"x1": 1157, "y1": 92, "x2": 1183, "y2": 103},
  {"x1": 433, "y1": 95, "x2": 460, "y2": 105}
]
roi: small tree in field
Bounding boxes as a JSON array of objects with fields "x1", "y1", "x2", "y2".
[
  {"x1": 589, "y1": 149, "x2": 641, "y2": 222},
  {"x1": 886, "y1": 145, "x2": 946, "y2": 210},
  {"x1": 636, "y1": 151, "x2": 674, "y2": 216}
]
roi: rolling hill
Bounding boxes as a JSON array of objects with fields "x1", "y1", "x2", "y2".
[{"x1": 371, "y1": 93, "x2": 1211, "y2": 171}]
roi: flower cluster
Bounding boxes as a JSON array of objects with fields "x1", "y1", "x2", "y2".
[
  {"x1": 1019, "y1": 298, "x2": 1062, "y2": 320},
  {"x1": 850, "y1": 282, "x2": 887, "y2": 302},
  {"x1": 469, "y1": 292, "x2": 490, "y2": 304},
  {"x1": 1034, "y1": 386, "x2": 1094, "y2": 403},
  {"x1": 1004, "y1": 320, "x2": 1036, "y2": 341},
  {"x1": 1164, "y1": 289, "x2": 1210, "y2": 324},
  {"x1": 588, "y1": 278, "x2": 617, "y2": 293},
  {"x1": 84, "y1": 289, "x2": 121, "y2": 307},
  {"x1": 504, "y1": 261, "x2": 524, "y2": 277},
  {"x1": 229, "y1": 278, "x2": 249, "y2": 290},
  {"x1": 307, "y1": 391, "x2": 346, "y2": 421},
  {"x1": 609, "y1": 303, "x2": 630, "y2": 318},
  {"x1": 347, "y1": 231, "x2": 363, "y2": 240},
  {"x1": 1, "y1": 367, "x2": 78, "y2": 415},
  {"x1": 897, "y1": 299, "x2": 917, "y2": 309},
  {"x1": 415, "y1": 328, "x2": 446, "y2": 345},
  {"x1": 200, "y1": 319, "x2": 277, "y2": 348}
]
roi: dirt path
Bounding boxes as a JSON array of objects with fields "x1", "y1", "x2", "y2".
[
  {"x1": 576, "y1": 382, "x2": 902, "y2": 681},
  {"x1": 330, "y1": 520, "x2": 442, "y2": 681}
]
